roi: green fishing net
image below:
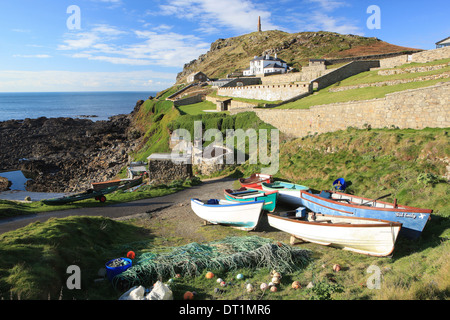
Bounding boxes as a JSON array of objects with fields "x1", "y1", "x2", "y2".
[{"x1": 112, "y1": 236, "x2": 311, "y2": 290}]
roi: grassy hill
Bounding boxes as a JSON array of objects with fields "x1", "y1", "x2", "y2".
[
  {"x1": 1, "y1": 126, "x2": 448, "y2": 300},
  {"x1": 176, "y1": 30, "x2": 420, "y2": 82},
  {"x1": 278, "y1": 57, "x2": 450, "y2": 109}
]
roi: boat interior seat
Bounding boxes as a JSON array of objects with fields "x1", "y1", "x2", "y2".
[{"x1": 319, "y1": 191, "x2": 331, "y2": 199}]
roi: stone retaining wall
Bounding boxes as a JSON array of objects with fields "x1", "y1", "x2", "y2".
[
  {"x1": 252, "y1": 82, "x2": 450, "y2": 138},
  {"x1": 217, "y1": 83, "x2": 311, "y2": 101},
  {"x1": 379, "y1": 46, "x2": 450, "y2": 69}
]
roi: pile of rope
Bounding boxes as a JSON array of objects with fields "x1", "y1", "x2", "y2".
[{"x1": 113, "y1": 236, "x2": 311, "y2": 290}]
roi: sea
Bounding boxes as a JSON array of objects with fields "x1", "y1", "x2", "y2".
[
  {"x1": 0, "y1": 91, "x2": 157, "y2": 199},
  {"x1": 0, "y1": 91, "x2": 158, "y2": 122}
]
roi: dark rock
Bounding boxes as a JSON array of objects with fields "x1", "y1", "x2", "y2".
[
  {"x1": 0, "y1": 176, "x2": 11, "y2": 191},
  {"x1": 0, "y1": 114, "x2": 141, "y2": 193}
]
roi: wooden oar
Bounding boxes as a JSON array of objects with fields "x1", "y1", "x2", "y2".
[{"x1": 360, "y1": 193, "x2": 391, "y2": 206}]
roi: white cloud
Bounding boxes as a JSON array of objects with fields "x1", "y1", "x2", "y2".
[
  {"x1": 0, "y1": 70, "x2": 176, "y2": 92},
  {"x1": 287, "y1": 0, "x2": 362, "y2": 35},
  {"x1": 13, "y1": 54, "x2": 52, "y2": 59},
  {"x1": 58, "y1": 25, "x2": 210, "y2": 68},
  {"x1": 309, "y1": 11, "x2": 362, "y2": 35},
  {"x1": 157, "y1": 0, "x2": 279, "y2": 33},
  {"x1": 306, "y1": 0, "x2": 349, "y2": 12}
]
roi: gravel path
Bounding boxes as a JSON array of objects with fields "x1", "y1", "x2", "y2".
[{"x1": 0, "y1": 177, "x2": 236, "y2": 235}]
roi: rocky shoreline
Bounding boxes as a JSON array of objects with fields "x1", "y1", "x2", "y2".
[{"x1": 0, "y1": 101, "x2": 145, "y2": 193}]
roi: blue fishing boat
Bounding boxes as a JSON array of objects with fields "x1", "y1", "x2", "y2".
[
  {"x1": 299, "y1": 190, "x2": 432, "y2": 239},
  {"x1": 224, "y1": 188, "x2": 278, "y2": 212},
  {"x1": 259, "y1": 181, "x2": 310, "y2": 207}
]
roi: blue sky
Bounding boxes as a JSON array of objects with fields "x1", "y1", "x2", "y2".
[{"x1": 0, "y1": 0, "x2": 448, "y2": 92}]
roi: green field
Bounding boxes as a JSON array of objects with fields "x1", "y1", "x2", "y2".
[
  {"x1": 0, "y1": 126, "x2": 448, "y2": 300},
  {"x1": 279, "y1": 58, "x2": 450, "y2": 109}
]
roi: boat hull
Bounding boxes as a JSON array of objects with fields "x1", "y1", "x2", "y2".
[
  {"x1": 190, "y1": 198, "x2": 264, "y2": 231},
  {"x1": 299, "y1": 191, "x2": 431, "y2": 239},
  {"x1": 42, "y1": 177, "x2": 143, "y2": 205},
  {"x1": 260, "y1": 182, "x2": 309, "y2": 207},
  {"x1": 267, "y1": 213, "x2": 401, "y2": 256},
  {"x1": 223, "y1": 188, "x2": 278, "y2": 212},
  {"x1": 239, "y1": 173, "x2": 273, "y2": 189}
]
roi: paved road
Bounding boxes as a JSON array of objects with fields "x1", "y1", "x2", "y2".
[{"x1": 0, "y1": 177, "x2": 235, "y2": 235}]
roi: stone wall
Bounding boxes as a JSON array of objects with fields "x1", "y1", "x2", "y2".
[
  {"x1": 311, "y1": 60, "x2": 380, "y2": 90},
  {"x1": 328, "y1": 72, "x2": 449, "y2": 92},
  {"x1": 217, "y1": 83, "x2": 311, "y2": 101},
  {"x1": 148, "y1": 159, "x2": 192, "y2": 183},
  {"x1": 173, "y1": 94, "x2": 204, "y2": 106},
  {"x1": 379, "y1": 46, "x2": 450, "y2": 69},
  {"x1": 252, "y1": 82, "x2": 450, "y2": 138}
]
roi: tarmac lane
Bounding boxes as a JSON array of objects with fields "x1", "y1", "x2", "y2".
[{"x1": 0, "y1": 177, "x2": 235, "y2": 235}]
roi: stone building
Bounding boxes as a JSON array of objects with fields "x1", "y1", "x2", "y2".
[
  {"x1": 147, "y1": 153, "x2": 192, "y2": 184},
  {"x1": 436, "y1": 36, "x2": 450, "y2": 49},
  {"x1": 187, "y1": 71, "x2": 209, "y2": 83},
  {"x1": 243, "y1": 54, "x2": 288, "y2": 76}
]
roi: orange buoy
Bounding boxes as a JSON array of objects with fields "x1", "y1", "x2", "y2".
[
  {"x1": 183, "y1": 291, "x2": 194, "y2": 300},
  {"x1": 205, "y1": 271, "x2": 215, "y2": 279},
  {"x1": 126, "y1": 251, "x2": 135, "y2": 259}
]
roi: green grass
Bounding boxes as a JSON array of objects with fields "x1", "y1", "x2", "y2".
[
  {"x1": 279, "y1": 77, "x2": 450, "y2": 109},
  {"x1": 130, "y1": 99, "x2": 180, "y2": 162},
  {"x1": 176, "y1": 100, "x2": 217, "y2": 115},
  {"x1": 0, "y1": 216, "x2": 153, "y2": 300},
  {"x1": 208, "y1": 90, "x2": 282, "y2": 106},
  {"x1": 279, "y1": 58, "x2": 450, "y2": 109},
  {"x1": 335, "y1": 58, "x2": 450, "y2": 87},
  {"x1": 0, "y1": 178, "x2": 201, "y2": 219},
  {"x1": 276, "y1": 127, "x2": 450, "y2": 214}
]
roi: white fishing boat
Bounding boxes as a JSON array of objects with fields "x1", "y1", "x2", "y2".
[
  {"x1": 267, "y1": 211, "x2": 402, "y2": 256},
  {"x1": 190, "y1": 198, "x2": 265, "y2": 231},
  {"x1": 260, "y1": 181, "x2": 309, "y2": 207}
]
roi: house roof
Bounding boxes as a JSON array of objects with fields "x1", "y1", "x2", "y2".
[
  {"x1": 188, "y1": 71, "x2": 206, "y2": 77},
  {"x1": 264, "y1": 63, "x2": 285, "y2": 69},
  {"x1": 251, "y1": 55, "x2": 287, "y2": 64},
  {"x1": 436, "y1": 36, "x2": 450, "y2": 45}
]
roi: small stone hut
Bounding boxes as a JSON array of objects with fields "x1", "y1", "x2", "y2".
[{"x1": 147, "y1": 153, "x2": 192, "y2": 184}]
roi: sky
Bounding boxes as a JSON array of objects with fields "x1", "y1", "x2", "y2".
[{"x1": 0, "y1": 0, "x2": 448, "y2": 92}]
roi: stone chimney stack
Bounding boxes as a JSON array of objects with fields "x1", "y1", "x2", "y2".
[{"x1": 258, "y1": 16, "x2": 261, "y2": 32}]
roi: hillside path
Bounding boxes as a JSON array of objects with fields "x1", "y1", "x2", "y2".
[{"x1": 0, "y1": 177, "x2": 235, "y2": 235}]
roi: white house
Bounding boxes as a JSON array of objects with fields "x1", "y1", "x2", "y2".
[
  {"x1": 436, "y1": 36, "x2": 450, "y2": 48},
  {"x1": 243, "y1": 54, "x2": 288, "y2": 76}
]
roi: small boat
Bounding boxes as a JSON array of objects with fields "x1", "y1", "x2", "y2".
[
  {"x1": 92, "y1": 177, "x2": 143, "y2": 191},
  {"x1": 238, "y1": 173, "x2": 273, "y2": 189},
  {"x1": 42, "y1": 186, "x2": 118, "y2": 205},
  {"x1": 267, "y1": 211, "x2": 402, "y2": 256},
  {"x1": 190, "y1": 198, "x2": 265, "y2": 231},
  {"x1": 92, "y1": 179, "x2": 122, "y2": 191},
  {"x1": 260, "y1": 181, "x2": 309, "y2": 206},
  {"x1": 299, "y1": 190, "x2": 432, "y2": 239},
  {"x1": 223, "y1": 187, "x2": 278, "y2": 212},
  {"x1": 42, "y1": 177, "x2": 143, "y2": 205}
]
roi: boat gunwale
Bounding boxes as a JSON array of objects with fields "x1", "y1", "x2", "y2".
[
  {"x1": 223, "y1": 188, "x2": 278, "y2": 198},
  {"x1": 267, "y1": 212, "x2": 403, "y2": 228},
  {"x1": 261, "y1": 182, "x2": 309, "y2": 191},
  {"x1": 191, "y1": 198, "x2": 265, "y2": 207},
  {"x1": 300, "y1": 190, "x2": 433, "y2": 214}
]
